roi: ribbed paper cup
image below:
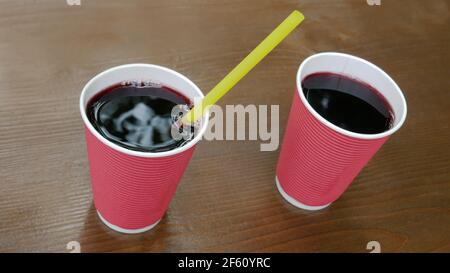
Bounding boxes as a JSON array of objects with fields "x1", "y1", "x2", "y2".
[
  {"x1": 80, "y1": 64, "x2": 209, "y2": 233},
  {"x1": 276, "y1": 52, "x2": 407, "y2": 211}
]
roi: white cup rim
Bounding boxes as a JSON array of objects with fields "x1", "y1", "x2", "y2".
[
  {"x1": 296, "y1": 52, "x2": 407, "y2": 140},
  {"x1": 80, "y1": 64, "x2": 209, "y2": 158}
]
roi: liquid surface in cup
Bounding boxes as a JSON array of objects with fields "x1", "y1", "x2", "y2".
[
  {"x1": 87, "y1": 81, "x2": 193, "y2": 152},
  {"x1": 302, "y1": 73, "x2": 393, "y2": 134}
]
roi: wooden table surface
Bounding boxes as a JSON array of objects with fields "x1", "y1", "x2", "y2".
[{"x1": 0, "y1": 0, "x2": 449, "y2": 253}]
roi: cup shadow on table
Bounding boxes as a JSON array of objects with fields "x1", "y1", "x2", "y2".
[{"x1": 79, "y1": 203, "x2": 171, "y2": 252}]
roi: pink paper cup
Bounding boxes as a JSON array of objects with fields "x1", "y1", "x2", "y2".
[
  {"x1": 80, "y1": 64, "x2": 209, "y2": 233},
  {"x1": 276, "y1": 52, "x2": 407, "y2": 211}
]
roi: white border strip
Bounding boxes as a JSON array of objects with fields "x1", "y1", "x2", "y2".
[
  {"x1": 97, "y1": 210, "x2": 161, "y2": 234},
  {"x1": 276, "y1": 177, "x2": 331, "y2": 211}
]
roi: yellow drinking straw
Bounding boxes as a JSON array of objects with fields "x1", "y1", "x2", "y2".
[{"x1": 182, "y1": 10, "x2": 305, "y2": 124}]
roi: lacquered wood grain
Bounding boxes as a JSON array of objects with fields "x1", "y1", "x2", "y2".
[{"x1": 0, "y1": 0, "x2": 449, "y2": 252}]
